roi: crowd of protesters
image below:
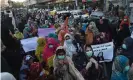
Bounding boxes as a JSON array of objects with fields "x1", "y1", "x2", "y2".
[{"x1": 1, "y1": 7, "x2": 133, "y2": 80}]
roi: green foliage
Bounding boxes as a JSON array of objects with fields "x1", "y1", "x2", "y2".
[{"x1": 12, "y1": 2, "x2": 24, "y2": 8}]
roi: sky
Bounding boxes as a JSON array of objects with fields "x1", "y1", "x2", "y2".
[{"x1": 10, "y1": 0, "x2": 26, "y2": 2}]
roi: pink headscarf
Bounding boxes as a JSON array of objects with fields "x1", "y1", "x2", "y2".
[
  {"x1": 43, "y1": 38, "x2": 59, "y2": 62},
  {"x1": 49, "y1": 25, "x2": 54, "y2": 28}
]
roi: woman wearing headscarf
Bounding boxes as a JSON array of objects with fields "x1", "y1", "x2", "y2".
[
  {"x1": 119, "y1": 16, "x2": 130, "y2": 30},
  {"x1": 111, "y1": 55, "x2": 130, "y2": 80},
  {"x1": 48, "y1": 33, "x2": 58, "y2": 41},
  {"x1": 117, "y1": 16, "x2": 131, "y2": 46},
  {"x1": 121, "y1": 33, "x2": 133, "y2": 65},
  {"x1": 63, "y1": 33, "x2": 76, "y2": 58},
  {"x1": 85, "y1": 24, "x2": 94, "y2": 45},
  {"x1": 19, "y1": 55, "x2": 34, "y2": 80},
  {"x1": 72, "y1": 34, "x2": 87, "y2": 71},
  {"x1": 27, "y1": 62, "x2": 46, "y2": 80},
  {"x1": 23, "y1": 24, "x2": 33, "y2": 39},
  {"x1": 81, "y1": 45, "x2": 104, "y2": 80},
  {"x1": 73, "y1": 34, "x2": 84, "y2": 53},
  {"x1": 117, "y1": 24, "x2": 131, "y2": 46},
  {"x1": 96, "y1": 17, "x2": 112, "y2": 41},
  {"x1": 42, "y1": 38, "x2": 59, "y2": 68},
  {"x1": 89, "y1": 21, "x2": 100, "y2": 37},
  {"x1": 53, "y1": 46, "x2": 81, "y2": 80},
  {"x1": 58, "y1": 29, "x2": 66, "y2": 46},
  {"x1": 58, "y1": 17, "x2": 69, "y2": 46},
  {"x1": 35, "y1": 37, "x2": 46, "y2": 63}
]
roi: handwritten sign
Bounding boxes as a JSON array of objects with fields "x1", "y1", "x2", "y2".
[
  {"x1": 21, "y1": 37, "x2": 38, "y2": 53},
  {"x1": 91, "y1": 42, "x2": 114, "y2": 61},
  {"x1": 38, "y1": 28, "x2": 56, "y2": 38}
]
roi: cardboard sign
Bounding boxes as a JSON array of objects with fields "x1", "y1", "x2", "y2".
[
  {"x1": 21, "y1": 37, "x2": 38, "y2": 52},
  {"x1": 38, "y1": 28, "x2": 56, "y2": 38},
  {"x1": 91, "y1": 42, "x2": 114, "y2": 61}
]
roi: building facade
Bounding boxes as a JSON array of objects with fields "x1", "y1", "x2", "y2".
[{"x1": 1, "y1": 0, "x2": 9, "y2": 9}]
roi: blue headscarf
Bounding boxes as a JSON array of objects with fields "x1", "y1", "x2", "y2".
[
  {"x1": 111, "y1": 55, "x2": 129, "y2": 80},
  {"x1": 82, "y1": 23, "x2": 88, "y2": 32},
  {"x1": 23, "y1": 27, "x2": 32, "y2": 39}
]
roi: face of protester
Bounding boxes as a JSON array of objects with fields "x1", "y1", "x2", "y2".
[
  {"x1": 88, "y1": 25, "x2": 93, "y2": 30},
  {"x1": 100, "y1": 32, "x2": 105, "y2": 39},
  {"x1": 65, "y1": 35, "x2": 72, "y2": 44},
  {"x1": 57, "y1": 51, "x2": 65, "y2": 60},
  {"x1": 85, "y1": 47, "x2": 93, "y2": 57}
]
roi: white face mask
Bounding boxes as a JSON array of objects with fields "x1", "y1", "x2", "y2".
[
  {"x1": 124, "y1": 19, "x2": 127, "y2": 22},
  {"x1": 102, "y1": 17, "x2": 105, "y2": 19},
  {"x1": 66, "y1": 39, "x2": 72, "y2": 44},
  {"x1": 49, "y1": 45, "x2": 53, "y2": 48}
]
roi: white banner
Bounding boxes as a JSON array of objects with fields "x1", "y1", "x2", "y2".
[
  {"x1": 21, "y1": 37, "x2": 38, "y2": 53},
  {"x1": 130, "y1": 3, "x2": 133, "y2": 7},
  {"x1": 91, "y1": 42, "x2": 114, "y2": 62}
]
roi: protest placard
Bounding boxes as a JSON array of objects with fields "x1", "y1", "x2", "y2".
[
  {"x1": 21, "y1": 37, "x2": 38, "y2": 53},
  {"x1": 91, "y1": 42, "x2": 114, "y2": 62},
  {"x1": 38, "y1": 28, "x2": 56, "y2": 38}
]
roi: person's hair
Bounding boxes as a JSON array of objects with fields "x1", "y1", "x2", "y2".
[
  {"x1": 56, "y1": 49, "x2": 66, "y2": 55},
  {"x1": 84, "y1": 45, "x2": 94, "y2": 53}
]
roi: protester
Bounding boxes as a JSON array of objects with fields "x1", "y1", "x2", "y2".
[
  {"x1": 63, "y1": 33, "x2": 76, "y2": 58},
  {"x1": 53, "y1": 46, "x2": 80, "y2": 80},
  {"x1": 19, "y1": 55, "x2": 34, "y2": 80},
  {"x1": 27, "y1": 62, "x2": 46, "y2": 80},
  {"x1": 73, "y1": 34, "x2": 84, "y2": 53},
  {"x1": 81, "y1": 45, "x2": 104, "y2": 80},
  {"x1": 111, "y1": 55, "x2": 129, "y2": 80},
  {"x1": 58, "y1": 28, "x2": 66, "y2": 46},
  {"x1": 23, "y1": 24, "x2": 33, "y2": 38},
  {"x1": 117, "y1": 24, "x2": 131, "y2": 46},
  {"x1": 85, "y1": 24, "x2": 94, "y2": 45},
  {"x1": 89, "y1": 21, "x2": 100, "y2": 37},
  {"x1": 35, "y1": 37, "x2": 46, "y2": 62},
  {"x1": 119, "y1": 16, "x2": 130, "y2": 30},
  {"x1": 42, "y1": 38, "x2": 59, "y2": 68},
  {"x1": 121, "y1": 32, "x2": 133, "y2": 65},
  {"x1": 58, "y1": 17, "x2": 69, "y2": 45}
]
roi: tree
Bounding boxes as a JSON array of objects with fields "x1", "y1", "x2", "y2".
[{"x1": 12, "y1": 2, "x2": 24, "y2": 8}]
